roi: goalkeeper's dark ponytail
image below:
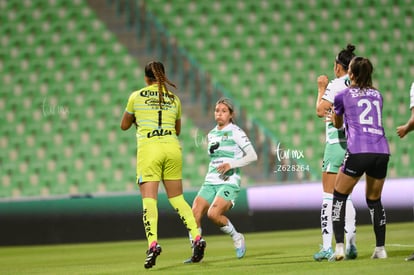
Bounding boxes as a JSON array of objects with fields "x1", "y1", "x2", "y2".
[{"x1": 145, "y1": 61, "x2": 176, "y2": 109}]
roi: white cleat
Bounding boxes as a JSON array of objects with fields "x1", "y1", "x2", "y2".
[
  {"x1": 371, "y1": 246, "x2": 387, "y2": 259},
  {"x1": 332, "y1": 243, "x2": 345, "y2": 261},
  {"x1": 234, "y1": 233, "x2": 246, "y2": 259}
]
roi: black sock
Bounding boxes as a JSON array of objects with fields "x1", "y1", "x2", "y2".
[
  {"x1": 366, "y1": 198, "x2": 386, "y2": 247},
  {"x1": 332, "y1": 190, "x2": 349, "y2": 244}
]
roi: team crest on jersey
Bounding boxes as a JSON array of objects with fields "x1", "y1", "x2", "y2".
[
  {"x1": 209, "y1": 142, "x2": 220, "y2": 154},
  {"x1": 345, "y1": 78, "x2": 351, "y2": 87}
]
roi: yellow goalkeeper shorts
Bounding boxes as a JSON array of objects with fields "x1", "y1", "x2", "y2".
[{"x1": 136, "y1": 142, "x2": 182, "y2": 184}]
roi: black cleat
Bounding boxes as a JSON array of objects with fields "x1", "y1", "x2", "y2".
[
  {"x1": 144, "y1": 243, "x2": 162, "y2": 269},
  {"x1": 191, "y1": 236, "x2": 206, "y2": 263}
]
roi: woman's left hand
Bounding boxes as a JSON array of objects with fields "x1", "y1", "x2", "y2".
[{"x1": 217, "y1": 163, "x2": 231, "y2": 174}]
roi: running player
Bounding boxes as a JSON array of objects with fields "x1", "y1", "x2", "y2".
[
  {"x1": 396, "y1": 82, "x2": 414, "y2": 138},
  {"x1": 331, "y1": 56, "x2": 390, "y2": 260},
  {"x1": 120, "y1": 61, "x2": 206, "y2": 268},
  {"x1": 185, "y1": 98, "x2": 257, "y2": 262},
  {"x1": 314, "y1": 44, "x2": 357, "y2": 261},
  {"x1": 396, "y1": 81, "x2": 414, "y2": 261}
]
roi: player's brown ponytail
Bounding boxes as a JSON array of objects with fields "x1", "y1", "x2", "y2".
[
  {"x1": 349, "y1": 56, "x2": 374, "y2": 89},
  {"x1": 147, "y1": 61, "x2": 176, "y2": 109}
]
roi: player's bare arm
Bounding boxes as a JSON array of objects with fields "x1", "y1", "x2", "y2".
[
  {"x1": 120, "y1": 112, "x2": 135, "y2": 130},
  {"x1": 396, "y1": 108, "x2": 414, "y2": 138},
  {"x1": 331, "y1": 112, "x2": 343, "y2": 129}
]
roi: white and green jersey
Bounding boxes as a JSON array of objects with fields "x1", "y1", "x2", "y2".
[
  {"x1": 204, "y1": 123, "x2": 252, "y2": 186},
  {"x1": 322, "y1": 75, "x2": 349, "y2": 144}
]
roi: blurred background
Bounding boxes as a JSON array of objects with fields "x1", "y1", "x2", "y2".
[{"x1": 1, "y1": 0, "x2": 413, "y2": 245}]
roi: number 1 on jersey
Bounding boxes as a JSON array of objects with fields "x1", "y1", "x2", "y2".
[{"x1": 158, "y1": 110, "x2": 162, "y2": 128}]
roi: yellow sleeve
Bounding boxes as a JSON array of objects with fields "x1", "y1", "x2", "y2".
[
  {"x1": 125, "y1": 91, "x2": 138, "y2": 114},
  {"x1": 175, "y1": 95, "x2": 182, "y2": 120}
]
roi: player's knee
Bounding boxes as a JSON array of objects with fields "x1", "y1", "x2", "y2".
[{"x1": 206, "y1": 208, "x2": 221, "y2": 223}]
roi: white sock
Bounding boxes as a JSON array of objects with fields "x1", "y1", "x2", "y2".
[
  {"x1": 220, "y1": 220, "x2": 239, "y2": 241},
  {"x1": 188, "y1": 227, "x2": 202, "y2": 244},
  {"x1": 321, "y1": 192, "x2": 333, "y2": 250},
  {"x1": 345, "y1": 195, "x2": 357, "y2": 248}
]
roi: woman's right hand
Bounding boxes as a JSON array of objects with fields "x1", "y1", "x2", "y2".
[{"x1": 317, "y1": 75, "x2": 329, "y2": 91}]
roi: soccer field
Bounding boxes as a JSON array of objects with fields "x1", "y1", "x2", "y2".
[{"x1": 0, "y1": 222, "x2": 413, "y2": 274}]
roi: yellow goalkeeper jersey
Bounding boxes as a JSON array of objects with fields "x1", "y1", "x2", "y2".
[{"x1": 125, "y1": 84, "x2": 181, "y2": 145}]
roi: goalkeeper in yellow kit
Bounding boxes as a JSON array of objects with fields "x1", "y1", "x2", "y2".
[{"x1": 120, "y1": 61, "x2": 206, "y2": 269}]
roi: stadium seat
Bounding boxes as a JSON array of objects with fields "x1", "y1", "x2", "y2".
[
  {"x1": 143, "y1": 0, "x2": 414, "y2": 181},
  {"x1": 1, "y1": 0, "x2": 413, "y2": 200}
]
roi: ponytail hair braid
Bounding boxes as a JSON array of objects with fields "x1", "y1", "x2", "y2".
[{"x1": 149, "y1": 62, "x2": 177, "y2": 109}]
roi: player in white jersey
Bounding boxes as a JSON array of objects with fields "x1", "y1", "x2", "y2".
[
  {"x1": 396, "y1": 81, "x2": 414, "y2": 261},
  {"x1": 396, "y1": 82, "x2": 414, "y2": 138},
  {"x1": 185, "y1": 98, "x2": 257, "y2": 262},
  {"x1": 314, "y1": 44, "x2": 357, "y2": 261}
]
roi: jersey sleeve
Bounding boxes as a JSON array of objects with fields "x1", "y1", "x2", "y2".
[
  {"x1": 333, "y1": 90, "x2": 345, "y2": 116},
  {"x1": 125, "y1": 91, "x2": 138, "y2": 114},
  {"x1": 322, "y1": 76, "x2": 349, "y2": 104},
  {"x1": 175, "y1": 95, "x2": 182, "y2": 120},
  {"x1": 233, "y1": 126, "x2": 252, "y2": 150},
  {"x1": 410, "y1": 82, "x2": 414, "y2": 109},
  {"x1": 228, "y1": 126, "x2": 257, "y2": 169},
  {"x1": 228, "y1": 143, "x2": 258, "y2": 169},
  {"x1": 321, "y1": 81, "x2": 336, "y2": 103}
]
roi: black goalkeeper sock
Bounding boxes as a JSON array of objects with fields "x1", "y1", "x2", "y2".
[
  {"x1": 332, "y1": 190, "x2": 349, "y2": 244},
  {"x1": 367, "y1": 198, "x2": 386, "y2": 247}
]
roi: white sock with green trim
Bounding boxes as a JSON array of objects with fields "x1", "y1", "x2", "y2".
[{"x1": 220, "y1": 220, "x2": 239, "y2": 241}]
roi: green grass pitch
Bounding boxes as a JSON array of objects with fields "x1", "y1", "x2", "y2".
[{"x1": 0, "y1": 222, "x2": 413, "y2": 274}]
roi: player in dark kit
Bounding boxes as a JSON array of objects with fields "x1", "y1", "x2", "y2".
[{"x1": 331, "y1": 57, "x2": 390, "y2": 261}]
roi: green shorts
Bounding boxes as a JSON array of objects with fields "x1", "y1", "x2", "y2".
[
  {"x1": 197, "y1": 184, "x2": 240, "y2": 206},
  {"x1": 322, "y1": 142, "x2": 346, "y2": 173},
  {"x1": 136, "y1": 142, "x2": 182, "y2": 184}
]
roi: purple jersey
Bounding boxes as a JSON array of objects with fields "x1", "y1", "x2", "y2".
[{"x1": 334, "y1": 87, "x2": 390, "y2": 154}]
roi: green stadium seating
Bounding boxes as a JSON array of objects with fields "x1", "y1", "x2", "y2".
[
  {"x1": 1, "y1": 0, "x2": 413, "y2": 199},
  {"x1": 143, "y1": 0, "x2": 414, "y2": 181},
  {"x1": 0, "y1": 0, "x2": 214, "y2": 198}
]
